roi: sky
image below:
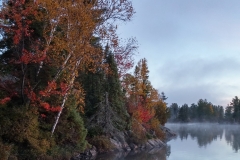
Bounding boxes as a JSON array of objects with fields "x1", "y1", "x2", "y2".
[{"x1": 117, "y1": 0, "x2": 240, "y2": 107}]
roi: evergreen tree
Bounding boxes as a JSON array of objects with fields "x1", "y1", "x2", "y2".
[
  {"x1": 225, "y1": 105, "x2": 234, "y2": 122},
  {"x1": 104, "y1": 49, "x2": 129, "y2": 130},
  {"x1": 80, "y1": 67, "x2": 105, "y2": 117},
  {"x1": 160, "y1": 92, "x2": 168, "y2": 102},
  {"x1": 168, "y1": 103, "x2": 179, "y2": 121},
  {"x1": 231, "y1": 96, "x2": 240, "y2": 123},
  {"x1": 0, "y1": 0, "x2": 136, "y2": 158},
  {"x1": 178, "y1": 104, "x2": 189, "y2": 122},
  {"x1": 189, "y1": 103, "x2": 198, "y2": 121},
  {"x1": 83, "y1": 46, "x2": 128, "y2": 136}
]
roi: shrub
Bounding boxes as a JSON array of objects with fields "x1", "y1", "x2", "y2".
[{"x1": 89, "y1": 135, "x2": 113, "y2": 153}]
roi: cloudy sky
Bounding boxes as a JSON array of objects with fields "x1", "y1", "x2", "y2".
[{"x1": 117, "y1": 0, "x2": 240, "y2": 107}]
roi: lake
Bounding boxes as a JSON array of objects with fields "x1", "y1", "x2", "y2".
[
  {"x1": 166, "y1": 123, "x2": 240, "y2": 160},
  {"x1": 95, "y1": 123, "x2": 240, "y2": 160}
]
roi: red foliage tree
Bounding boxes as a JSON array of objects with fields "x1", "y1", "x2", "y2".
[
  {"x1": 114, "y1": 38, "x2": 138, "y2": 77},
  {"x1": 137, "y1": 105, "x2": 153, "y2": 123},
  {"x1": 128, "y1": 97, "x2": 154, "y2": 123},
  {"x1": 0, "y1": 0, "x2": 136, "y2": 136},
  {"x1": 0, "y1": 97, "x2": 11, "y2": 105},
  {"x1": 0, "y1": 0, "x2": 46, "y2": 104}
]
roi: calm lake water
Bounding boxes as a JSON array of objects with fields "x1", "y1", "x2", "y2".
[{"x1": 95, "y1": 123, "x2": 240, "y2": 160}]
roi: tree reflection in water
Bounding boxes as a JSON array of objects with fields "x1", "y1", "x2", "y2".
[
  {"x1": 95, "y1": 145, "x2": 171, "y2": 160},
  {"x1": 168, "y1": 123, "x2": 240, "y2": 151},
  {"x1": 175, "y1": 124, "x2": 223, "y2": 147},
  {"x1": 224, "y1": 125, "x2": 240, "y2": 152},
  {"x1": 95, "y1": 124, "x2": 240, "y2": 159}
]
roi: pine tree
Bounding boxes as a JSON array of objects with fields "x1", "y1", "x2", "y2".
[
  {"x1": 83, "y1": 46, "x2": 129, "y2": 136},
  {"x1": 105, "y1": 49, "x2": 129, "y2": 128},
  {"x1": 231, "y1": 96, "x2": 240, "y2": 123}
]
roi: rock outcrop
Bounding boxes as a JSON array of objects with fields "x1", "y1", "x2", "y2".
[
  {"x1": 160, "y1": 125, "x2": 177, "y2": 142},
  {"x1": 71, "y1": 126, "x2": 176, "y2": 160},
  {"x1": 110, "y1": 132, "x2": 167, "y2": 152},
  {"x1": 104, "y1": 126, "x2": 176, "y2": 152}
]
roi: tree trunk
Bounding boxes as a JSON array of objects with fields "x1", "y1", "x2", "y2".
[{"x1": 51, "y1": 59, "x2": 81, "y2": 136}]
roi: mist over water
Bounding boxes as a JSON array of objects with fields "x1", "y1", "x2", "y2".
[
  {"x1": 168, "y1": 123, "x2": 224, "y2": 147},
  {"x1": 166, "y1": 123, "x2": 240, "y2": 160},
  {"x1": 167, "y1": 123, "x2": 240, "y2": 150},
  {"x1": 95, "y1": 123, "x2": 240, "y2": 160}
]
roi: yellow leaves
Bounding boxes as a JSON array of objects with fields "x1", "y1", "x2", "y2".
[
  {"x1": 33, "y1": 0, "x2": 135, "y2": 116},
  {"x1": 131, "y1": 119, "x2": 147, "y2": 142},
  {"x1": 38, "y1": 0, "x2": 61, "y2": 18},
  {"x1": 36, "y1": 0, "x2": 134, "y2": 86},
  {"x1": 124, "y1": 57, "x2": 170, "y2": 130},
  {"x1": 149, "y1": 118, "x2": 165, "y2": 139},
  {"x1": 123, "y1": 59, "x2": 157, "y2": 108},
  {"x1": 150, "y1": 118, "x2": 160, "y2": 130},
  {"x1": 73, "y1": 82, "x2": 85, "y2": 113}
]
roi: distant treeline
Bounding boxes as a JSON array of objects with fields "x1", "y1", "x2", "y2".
[{"x1": 168, "y1": 96, "x2": 240, "y2": 123}]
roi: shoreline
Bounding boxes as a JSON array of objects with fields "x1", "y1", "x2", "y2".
[{"x1": 71, "y1": 126, "x2": 176, "y2": 160}]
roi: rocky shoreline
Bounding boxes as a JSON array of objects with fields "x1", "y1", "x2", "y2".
[{"x1": 71, "y1": 126, "x2": 176, "y2": 160}]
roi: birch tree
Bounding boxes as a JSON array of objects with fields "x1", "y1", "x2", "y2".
[{"x1": 0, "y1": 0, "x2": 135, "y2": 135}]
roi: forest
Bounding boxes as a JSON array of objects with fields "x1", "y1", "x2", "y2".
[
  {"x1": 168, "y1": 96, "x2": 240, "y2": 123},
  {"x1": 0, "y1": 0, "x2": 169, "y2": 159}
]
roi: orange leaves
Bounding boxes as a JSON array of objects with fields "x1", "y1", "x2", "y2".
[
  {"x1": 40, "y1": 102, "x2": 61, "y2": 112},
  {"x1": 47, "y1": 81, "x2": 57, "y2": 91},
  {"x1": 0, "y1": 97, "x2": 11, "y2": 105},
  {"x1": 5, "y1": 0, "x2": 36, "y2": 45},
  {"x1": 39, "y1": 81, "x2": 69, "y2": 97},
  {"x1": 1, "y1": 0, "x2": 45, "y2": 71},
  {"x1": 137, "y1": 106, "x2": 154, "y2": 123},
  {"x1": 24, "y1": 81, "x2": 64, "y2": 113},
  {"x1": 0, "y1": 0, "x2": 136, "y2": 135},
  {"x1": 41, "y1": 102, "x2": 50, "y2": 110},
  {"x1": 124, "y1": 58, "x2": 169, "y2": 131},
  {"x1": 128, "y1": 98, "x2": 154, "y2": 124},
  {"x1": 26, "y1": 90, "x2": 39, "y2": 102},
  {"x1": 20, "y1": 49, "x2": 31, "y2": 64},
  {"x1": 13, "y1": 29, "x2": 22, "y2": 45},
  {"x1": 51, "y1": 106, "x2": 61, "y2": 112},
  {"x1": 39, "y1": 81, "x2": 57, "y2": 97},
  {"x1": 18, "y1": 49, "x2": 46, "y2": 64},
  {"x1": 24, "y1": 80, "x2": 67, "y2": 113},
  {"x1": 60, "y1": 82, "x2": 68, "y2": 96}
]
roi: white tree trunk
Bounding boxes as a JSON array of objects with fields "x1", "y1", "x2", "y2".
[{"x1": 51, "y1": 59, "x2": 81, "y2": 136}]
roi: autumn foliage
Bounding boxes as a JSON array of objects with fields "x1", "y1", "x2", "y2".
[
  {"x1": 0, "y1": 97, "x2": 11, "y2": 105},
  {"x1": 40, "y1": 102, "x2": 61, "y2": 112},
  {"x1": 128, "y1": 98, "x2": 154, "y2": 123},
  {"x1": 0, "y1": 0, "x2": 168, "y2": 159},
  {"x1": 123, "y1": 58, "x2": 168, "y2": 140}
]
